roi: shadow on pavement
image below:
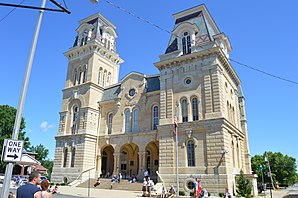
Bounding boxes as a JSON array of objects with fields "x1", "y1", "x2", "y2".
[{"x1": 283, "y1": 195, "x2": 298, "y2": 198}]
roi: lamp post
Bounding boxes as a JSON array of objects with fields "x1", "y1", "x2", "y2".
[
  {"x1": 260, "y1": 165, "x2": 266, "y2": 198},
  {"x1": 0, "y1": 1, "x2": 46, "y2": 197},
  {"x1": 0, "y1": 1, "x2": 97, "y2": 197}
]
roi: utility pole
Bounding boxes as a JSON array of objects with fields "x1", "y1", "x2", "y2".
[
  {"x1": 0, "y1": 1, "x2": 73, "y2": 197},
  {"x1": 265, "y1": 155, "x2": 274, "y2": 198},
  {"x1": 260, "y1": 165, "x2": 266, "y2": 198}
]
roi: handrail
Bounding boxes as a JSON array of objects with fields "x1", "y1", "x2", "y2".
[
  {"x1": 74, "y1": 167, "x2": 95, "y2": 181},
  {"x1": 156, "y1": 171, "x2": 165, "y2": 187}
]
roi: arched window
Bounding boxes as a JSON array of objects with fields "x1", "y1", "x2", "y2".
[
  {"x1": 102, "y1": 70, "x2": 106, "y2": 87},
  {"x1": 132, "y1": 109, "x2": 139, "y2": 132},
  {"x1": 182, "y1": 32, "x2": 191, "y2": 55},
  {"x1": 108, "y1": 113, "x2": 113, "y2": 134},
  {"x1": 192, "y1": 98, "x2": 199, "y2": 121},
  {"x1": 187, "y1": 140, "x2": 195, "y2": 166},
  {"x1": 72, "y1": 106, "x2": 79, "y2": 134},
  {"x1": 181, "y1": 99, "x2": 188, "y2": 122},
  {"x1": 98, "y1": 68, "x2": 102, "y2": 85},
  {"x1": 71, "y1": 148, "x2": 75, "y2": 167},
  {"x1": 78, "y1": 68, "x2": 83, "y2": 85},
  {"x1": 124, "y1": 110, "x2": 131, "y2": 132},
  {"x1": 73, "y1": 69, "x2": 77, "y2": 86},
  {"x1": 227, "y1": 101, "x2": 230, "y2": 120},
  {"x1": 82, "y1": 67, "x2": 87, "y2": 83},
  {"x1": 107, "y1": 72, "x2": 111, "y2": 85},
  {"x1": 152, "y1": 106, "x2": 159, "y2": 130},
  {"x1": 63, "y1": 148, "x2": 68, "y2": 168}
]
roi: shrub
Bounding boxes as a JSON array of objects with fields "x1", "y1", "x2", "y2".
[
  {"x1": 219, "y1": 192, "x2": 224, "y2": 197},
  {"x1": 189, "y1": 191, "x2": 194, "y2": 196},
  {"x1": 237, "y1": 170, "x2": 252, "y2": 197},
  {"x1": 179, "y1": 191, "x2": 185, "y2": 196}
]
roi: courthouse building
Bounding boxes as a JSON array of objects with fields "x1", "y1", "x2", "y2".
[{"x1": 52, "y1": 4, "x2": 255, "y2": 194}]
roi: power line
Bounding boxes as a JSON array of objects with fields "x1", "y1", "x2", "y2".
[
  {"x1": 0, "y1": 0, "x2": 26, "y2": 23},
  {"x1": 102, "y1": 0, "x2": 298, "y2": 86}
]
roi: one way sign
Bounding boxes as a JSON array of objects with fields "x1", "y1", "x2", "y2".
[{"x1": 1, "y1": 139, "x2": 24, "y2": 162}]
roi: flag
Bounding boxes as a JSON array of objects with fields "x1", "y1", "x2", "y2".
[{"x1": 173, "y1": 116, "x2": 178, "y2": 136}]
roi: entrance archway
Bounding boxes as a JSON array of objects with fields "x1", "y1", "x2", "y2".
[
  {"x1": 101, "y1": 145, "x2": 114, "y2": 177},
  {"x1": 120, "y1": 143, "x2": 139, "y2": 179},
  {"x1": 145, "y1": 141, "x2": 159, "y2": 180}
]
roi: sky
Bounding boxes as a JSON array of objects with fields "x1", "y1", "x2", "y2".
[{"x1": 0, "y1": 1, "x2": 297, "y2": 164}]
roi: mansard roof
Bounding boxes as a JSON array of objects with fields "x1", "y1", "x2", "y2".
[{"x1": 101, "y1": 73, "x2": 160, "y2": 102}]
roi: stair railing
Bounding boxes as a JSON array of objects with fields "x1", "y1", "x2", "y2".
[
  {"x1": 69, "y1": 167, "x2": 95, "y2": 186},
  {"x1": 155, "y1": 170, "x2": 166, "y2": 195}
]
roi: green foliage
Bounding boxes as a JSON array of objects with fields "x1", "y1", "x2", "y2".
[
  {"x1": 189, "y1": 191, "x2": 194, "y2": 196},
  {"x1": 251, "y1": 151, "x2": 298, "y2": 186},
  {"x1": 236, "y1": 170, "x2": 252, "y2": 197},
  {"x1": 0, "y1": 105, "x2": 31, "y2": 172},
  {"x1": 179, "y1": 191, "x2": 185, "y2": 196},
  {"x1": 28, "y1": 144, "x2": 49, "y2": 162},
  {"x1": 218, "y1": 192, "x2": 224, "y2": 197},
  {"x1": 43, "y1": 159, "x2": 54, "y2": 177}
]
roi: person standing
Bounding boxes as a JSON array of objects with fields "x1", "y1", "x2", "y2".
[
  {"x1": 16, "y1": 171, "x2": 42, "y2": 198},
  {"x1": 142, "y1": 178, "x2": 147, "y2": 197},
  {"x1": 40, "y1": 180, "x2": 52, "y2": 198},
  {"x1": 144, "y1": 169, "x2": 149, "y2": 180}
]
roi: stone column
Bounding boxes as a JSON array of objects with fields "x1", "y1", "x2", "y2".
[
  {"x1": 137, "y1": 151, "x2": 146, "y2": 179},
  {"x1": 113, "y1": 152, "x2": 120, "y2": 175},
  {"x1": 96, "y1": 154, "x2": 102, "y2": 177}
]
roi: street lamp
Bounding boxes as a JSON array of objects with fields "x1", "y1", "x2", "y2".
[{"x1": 0, "y1": 1, "x2": 96, "y2": 197}]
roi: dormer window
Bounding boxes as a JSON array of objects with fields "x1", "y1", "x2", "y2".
[{"x1": 182, "y1": 31, "x2": 191, "y2": 55}]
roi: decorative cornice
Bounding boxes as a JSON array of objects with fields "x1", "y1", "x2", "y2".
[
  {"x1": 64, "y1": 41, "x2": 124, "y2": 65},
  {"x1": 154, "y1": 46, "x2": 240, "y2": 86}
]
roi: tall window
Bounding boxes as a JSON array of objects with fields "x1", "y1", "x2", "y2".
[
  {"x1": 187, "y1": 140, "x2": 195, "y2": 166},
  {"x1": 125, "y1": 110, "x2": 131, "y2": 132},
  {"x1": 82, "y1": 67, "x2": 87, "y2": 83},
  {"x1": 72, "y1": 106, "x2": 79, "y2": 134},
  {"x1": 181, "y1": 99, "x2": 188, "y2": 122},
  {"x1": 182, "y1": 32, "x2": 191, "y2": 55},
  {"x1": 108, "y1": 113, "x2": 113, "y2": 134},
  {"x1": 98, "y1": 68, "x2": 102, "y2": 85},
  {"x1": 192, "y1": 98, "x2": 199, "y2": 121},
  {"x1": 102, "y1": 71, "x2": 106, "y2": 86},
  {"x1": 63, "y1": 148, "x2": 68, "y2": 167},
  {"x1": 132, "y1": 109, "x2": 139, "y2": 132},
  {"x1": 152, "y1": 106, "x2": 159, "y2": 130},
  {"x1": 78, "y1": 68, "x2": 83, "y2": 84},
  {"x1": 73, "y1": 69, "x2": 77, "y2": 86},
  {"x1": 71, "y1": 148, "x2": 75, "y2": 167}
]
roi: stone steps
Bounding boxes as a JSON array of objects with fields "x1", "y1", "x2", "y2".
[{"x1": 78, "y1": 178, "x2": 143, "y2": 191}]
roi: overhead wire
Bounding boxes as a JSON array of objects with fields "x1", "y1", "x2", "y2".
[
  {"x1": 0, "y1": 0, "x2": 26, "y2": 23},
  {"x1": 101, "y1": 0, "x2": 298, "y2": 86}
]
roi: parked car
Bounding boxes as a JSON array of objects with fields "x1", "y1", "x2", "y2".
[{"x1": 19, "y1": 178, "x2": 28, "y2": 186}]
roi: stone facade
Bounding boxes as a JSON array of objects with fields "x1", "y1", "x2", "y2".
[{"x1": 52, "y1": 5, "x2": 254, "y2": 195}]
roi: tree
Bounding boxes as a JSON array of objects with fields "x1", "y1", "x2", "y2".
[
  {"x1": 237, "y1": 170, "x2": 252, "y2": 197},
  {"x1": 28, "y1": 144, "x2": 49, "y2": 162},
  {"x1": 0, "y1": 105, "x2": 31, "y2": 172},
  {"x1": 251, "y1": 151, "x2": 298, "y2": 186},
  {"x1": 43, "y1": 159, "x2": 53, "y2": 177}
]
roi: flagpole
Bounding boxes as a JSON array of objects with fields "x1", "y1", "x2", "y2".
[{"x1": 175, "y1": 103, "x2": 179, "y2": 194}]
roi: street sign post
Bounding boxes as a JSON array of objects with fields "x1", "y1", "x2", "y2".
[{"x1": 1, "y1": 139, "x2": 24, "y2": 162}]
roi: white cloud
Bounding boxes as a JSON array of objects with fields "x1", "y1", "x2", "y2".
[{"x1": 40, "y1": 121, "x2": 54, "y2": 132}]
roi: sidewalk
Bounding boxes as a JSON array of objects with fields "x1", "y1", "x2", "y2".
[{"x1": 57, "y1": 186, "x2": 142, "y2": 198}]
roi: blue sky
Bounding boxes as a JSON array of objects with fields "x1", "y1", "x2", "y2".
[{"x1": 0, "y1": 1, "x2": 297, "y2": 163}]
